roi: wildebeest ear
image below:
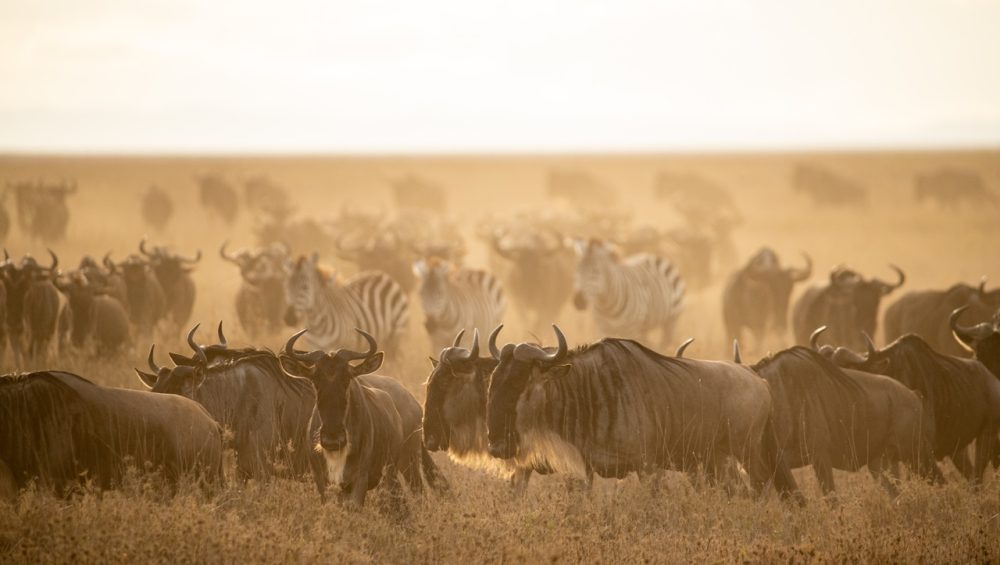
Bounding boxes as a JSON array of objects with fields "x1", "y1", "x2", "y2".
[
  {"x1": 546, "y1": 364, "x2": 572, "y2": 380},
  {"x1": 134, "y1": 368, "x2": 157, "y2": 389},
  {"x1": 351, "y1": 352, "x2": 384, "y2": 377},
  {"x1": 428, "y1": 356, "x2": 439, "y2": 368},
  {"x1": 169, "y1": 352, "x2": 197, "y2": 366}
]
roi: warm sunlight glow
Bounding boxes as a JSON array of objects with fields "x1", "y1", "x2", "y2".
[{"x1": 3, "y1": 0, "x2": 999, "y2": 153}]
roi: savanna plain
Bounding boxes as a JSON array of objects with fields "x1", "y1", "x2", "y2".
[{"x1": 1, "y1": 151, "x2": 998, "y2": 563}]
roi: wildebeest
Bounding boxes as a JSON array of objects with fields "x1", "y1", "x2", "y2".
[
  {"x1": 281, "y1": 328, "x2": 449, "y2": 506},
  {"x1": 883, "y1": 279, "x2": 1000, "y2": 357},
  {"x1": 196, "y1": 173, "x2": 239, "y2": 225},
  {"x1": 485, "y1": 325, "x2": 800, "y2": 498},
  {"x1": 10, "y1": 180, "x2": 76, "y2": 242},
  {"x1": 284, "y1": 254, "x2": 409, "y2": 354},
  {"x1": 423, "y1": 328, "x2": 533, "y2": 494},
  {"x1": 141, "y1": 185, "x2": 174, "y2": 232},
  {"x1": 572, "y1": 238, "x2": 685, "y2": 349},
  {"x1": 137, "y1": 324, "x2": 318, "y2": 481},
  {"x1": 914, "y1": 168, "x2": 997, "y2": 208},
  {"x1": 792, "y1": 264, "x2": 905, "y2": 351},
  {"x1": 139, "y1": 238, "x2": 200, "y2": 331},
  {"x1": 825, "y1": 333, "x2": 1000, "y2": 483},
  {"x1": 220, "y1": 241, "x2": 289, "y2": 338},
  {"x1": 333, "y1": 224, "x2": 418, "y2": 294},
  {"x1": 243, "y1": 175, "x2": 291, "y2": 217},
  {"x1": 0, "y1": 370, "x2": 222, "y2": 497},
  {"x1": 112, "y1": 253, "x2": 167, "y2": 339},
  {"x1": 723, "y1": 248, "x2": 812, "y2": 346},
  {"x1": 4, "y1": 250, "x2": 62, "y2": 363},
  {"x1": 653, "y1": 172, "x2": 742, "y2": 272},
  {"x1": 415, "y1": 257, "x2": 506, "y2": 355},
  {"x1": 55, "y1": 271, "x2": 130, "y2": 354},
  {"x1": 485, "y1": 224, "x2": 573, "y2": 335},
  {"x1": 751, "y1": 340, "x2": 942, "y2": 496},
  {"x1": 951, "y1": 306, "x2": 1000, "y2": 377},
  {"x1": 792, "y1": 164, "x2": 868, "y2": 208}
]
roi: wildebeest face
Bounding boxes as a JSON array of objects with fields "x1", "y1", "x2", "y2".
[
  {"x1": 423, "y1": 330, "x2": 483, "y2": 452},
  {"x1": 951, "y1": 306, "x2": 1000, "y2": 373},
  {"x1": 282, "y1": 328, "x2": 383, "y2": 452}
]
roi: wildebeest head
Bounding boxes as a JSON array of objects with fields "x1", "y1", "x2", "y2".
[
  {"x1": 486, "y1": 324, "x2": 570, "y2": 459},
  {"x1": 281, "y1": 328, "x2": 384, "y2": 452},
  {"x1": 950, "y1": 305, "x2": 1000, "y2": 374},
  {"x1": 422, "y1": 328, "x2": 490, "y2": 452},
  {"x1": 820, "y1": 331, "x2": 892, "y2": 376},
  {"x1": 135, "y1": 324, "x2": 209, "y2": 395},
  {"x1": 220, "y1": 241, "x2": 288, "y2": 286},
  {"x1": 571, "y1": 238, "x2": 620, "y2": 310},
  {"x1": 139, "y1": 237, "x2": 201, "y2": 283},
  {"x1": 745, "y1": 247, "x2": 812, "y2": 328}
]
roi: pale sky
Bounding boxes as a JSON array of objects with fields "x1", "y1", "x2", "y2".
[{"x1": 2, "y1": 0, "x2": 999, "y2": 153}]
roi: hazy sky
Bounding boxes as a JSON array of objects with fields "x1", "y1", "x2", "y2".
[{"x1": 2, "y1": 0, "x2": 999, "y2": 153}]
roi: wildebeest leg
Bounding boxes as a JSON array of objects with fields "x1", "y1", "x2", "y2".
[
  {"x1": 813, "y1": 457, "x2": 836, "y2": 497},
  {"x1": 383, "y1": 465, "x2": 408, "y2": 519},
  {"x1": 348, "y1": 471, "x2": 368, "y2": 507},
  {"x1": 509, "y1": 468, "x2": 532, "y2": 498},
  {"x1": 868, "y1": 457, "x2": 899, "y2": 498},
  {"x1": 309, "y1": 450, "x2": 328, "y2": 502},
  {"x1": 951, "y1": 447, "x2": 975, "y2": 481},
  {"x1": 399, "y1": 447, "x2": 424, "y2": 496},
  {"x1": 973, "y1": 429, "x2": 996, "y2": 485},
  {"x1": 420, "y1": 449, "x2": 451, "y2": 494}
]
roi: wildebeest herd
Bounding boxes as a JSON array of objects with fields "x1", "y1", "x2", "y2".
[{"x1": 2, "y1": 169, "x2": 999, "y2": 519}]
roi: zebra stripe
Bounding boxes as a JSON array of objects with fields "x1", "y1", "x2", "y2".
[
  {"x1": 285, "y1": 256, "x2": 408, "y2": 353},
  {"x1": 416, "y1": 259, "x2": 506, "y2": 353},
  {"x1": 573, "y1": 239, "x2": 685, "y2": 344}
]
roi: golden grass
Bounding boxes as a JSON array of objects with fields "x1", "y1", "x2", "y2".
[{"x1": 0, "y1": 150, "x2": 999, "y2": 562}]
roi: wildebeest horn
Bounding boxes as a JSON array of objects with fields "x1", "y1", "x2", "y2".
[
  {"x1": 139, "y1": 237, "x2": 153, "y2": 257},
  {"x1": 47, "y1": 248, "x2": 58, "y2": 272},
  {"x1": 283, "y1": 329, "x2": 320, "y2": 364},
  {"x1": 468, "y1": 328, "x2": 480, "y2": 359},
  {"x1": 187, "y1": 323, "x2": 208, "y2": 366},
  {"x1": 809, "y1": 326, "x2": 828, "y2": 351},
  {"x1": 978, "y1": 276, "x2": 988, "y2": 298},
  {"x1": 514, "y1": 325, "x2": 568, "y2": 364},
  {"x1": 219, "y1": 241, "x2": 239, "y2": 264},
  {"x1": 488, "y1": 324, "x2": 504, "y2": 360},
  {"x1": 675, "y1": 337, "x2": 694, "y2": 358},
  {"x1": 180, "y1": 249, "x2": 202, "y2": 264},
  {"x1": 733, "y1": 340, "x2": 742, "y2": 364},
  {"x1": 217, "y1": 321, "x2": 228, "y2": 347},
  {"x1": 862, "y1": 332, "x2": 879, "y2": 359},
  {"x1": 453, "y1": 329, "x2": 466, "y2": 348},
  {"x1": 879, "y1": 264, "x2": 905, "y2": 292},
  {"x1": 789, "y1": 252, "x2": 812, "y2": 282},
  {"x1": 949, "y1": 306, "x2": 992, "y2": 350},
  {"x1": 147, "y1": 344, "x2": 163, "y2": 373},
  {"x1": 335, "y1": 328, "x2": 378, "y2": 362}
]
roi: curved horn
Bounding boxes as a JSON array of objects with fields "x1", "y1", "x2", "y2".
[
  {"x1": 978, "y1": 276, "x2": 988, "y2": 298},
  {"x1": 283, "y1": 329, "x2": 317, "y2": 364},
  {"x1": 219, "y1": 241, "x2": 239, "y2": 264},
  {"x1": 949, "y1": 305, "x2": 993, "y2": 348},
  {"x1": 187, "y1": 323, "x2": 208, "y2": 366},
  {"x1": 549, "y1": 325, "x2": 568, "y2": 363},
  {"x1": 139, "y1": 237, "x2": 153, "y2": 257},
  {"x1": 862, "y1": 332, "x2": 879, "y2": 359},
  {"x1": 468, "y1": 328, "x2": 480, "y2": 359},
  {"x1": 47, "y1": 248, "x2": 58, "y2": 272},
  {"x1": 733, "y1": 340, "x2": 742, "y2": 364},
  {"x1": 147, "y1": 344, "x2": 163, "y2": 373},
  {"x1": 789, "y1": 252, "x2": 813, "y2": 282},
  {"x1": 675, "y1": 337, "x2": 694, "y2": 358},
  {"x1": 886, "y1": 264, "x2": 905, "y2": 290},
  {"x1": 217, "y1": 321, "x2": 228, "y2": 347},
  {"x1": 488, "y1": 324, "x2": 504, "y2": 360},
  {"x1": 334, "y1": 328, "x2": 379, "y2": 362},
  {"x1": 809, "y1": 326, "x2": 828, "y2": 351},
  {"x1": 180, "y1": 249, "x2": 202, "y2": 264},
  {"x1": 452, "y1": 329, "x2": 466, "y2": 348}
]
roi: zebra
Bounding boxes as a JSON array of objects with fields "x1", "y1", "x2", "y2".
[
  {"x1": 414, "y1": 257, "x2": 506, "y2": 354},
  {"x1": 283, "y1": 253, "x2": 409, "y2": 354},
  {"x1": 571, "y1": 238, "x2": 685, "y2": 349}
]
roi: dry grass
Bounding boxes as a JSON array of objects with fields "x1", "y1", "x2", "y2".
[{"x1": 0, "y1": 150, "x2": 999, "y2": 562}]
